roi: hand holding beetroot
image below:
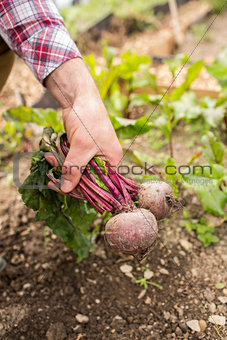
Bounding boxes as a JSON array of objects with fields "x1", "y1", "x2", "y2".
[{"x1": 39, "y1": 127, "x2": 180, "y2": 261}]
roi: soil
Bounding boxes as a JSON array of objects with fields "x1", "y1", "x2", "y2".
[
  {"x1": 0, "y1": 129, "x2": 226, "y2": 340},
  {"x1": 76, "y1": 15, "x2": 150, "y2": 56}
]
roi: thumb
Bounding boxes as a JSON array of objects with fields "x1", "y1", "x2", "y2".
[{"x1": 60, "y1": 145, "x2": 94, "y2": 193}]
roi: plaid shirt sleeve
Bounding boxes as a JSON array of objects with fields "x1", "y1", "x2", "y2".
[{"x1": 0, "y1": 0, "x2": 82, "y2": 83}]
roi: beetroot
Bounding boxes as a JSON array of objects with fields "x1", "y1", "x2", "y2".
[
  {"x1": 105, "y1": 209, "x2": 158, "y2": 260},
  {"x1": 138, "y1": 181, "x2": 177, "y2": 220}
]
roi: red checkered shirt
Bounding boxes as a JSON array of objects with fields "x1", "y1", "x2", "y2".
[{"x1": 0, "y1": 0, "x2": 81, "y2": 83}]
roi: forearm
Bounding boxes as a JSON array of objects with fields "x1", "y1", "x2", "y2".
[{"x1": 45, "y1": 58, "x2": 100, "y2": 110}]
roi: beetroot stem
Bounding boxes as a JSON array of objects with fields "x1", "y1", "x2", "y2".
[
  {"x1": 79, "y1": 187, "x2": 105, "y2": 214},
  {"x1": 89, "y1": 159, "x2": 125, "y2": 204},
  {"x1": 82, "y1": 176, "x2": 123, "y2": 212},
  {"x1": 79, "y1": 181, "x2": 113, "y2": 213}
]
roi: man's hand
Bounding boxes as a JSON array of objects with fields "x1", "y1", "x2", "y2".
[{"x1": 45, "y1": 58, "x2": 123, "y2": 193}]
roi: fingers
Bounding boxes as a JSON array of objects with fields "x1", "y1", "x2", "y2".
[
  {"x1": 47, "y1": 181, "x2": 64, "y2": 194},
  {"x1": 105, "y1": 141, "x2": 123, "y2": 170},
  {"x1": 45, "y1": 154, "x2": 59, "y2": 167},
  {"x1": 60, "y1": 144, "x2": 94, "y2": 193}
]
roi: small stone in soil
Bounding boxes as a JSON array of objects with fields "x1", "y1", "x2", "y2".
[
  {"x1": 144, "y1": 271, "x2": 153, "y2": 280},
  {"x1": 208, "y1": 315, "x2": 226, "y2": 326},
  {"x1": 218, "y1": 296, "x2": 227, "y2": 304},
  {"x1": 120, "y1": 264, "x2": 133, "y2": 274},
  {"x1": 138, "y1": 289, "x2": 146, "y2": 299},
  {"x1": 208, "y1": 302, "x2": 216, "y2": 313},
  {"x1": 199, "y1": 319, "x2": 207, "y2": 331},
  {"x1": 159, "y1": 268, "x2": 169, "y2": 275},
  {"x1": 186, "y1": 319, "x2": 200, "y2": 332},
  {"x1": 76, "y1": 314, "x2": 89, "y2": 323},
  {"x1": 23, "y1": 283, "x2": 32, "y2": 290},
  {"x1": 145, "y1": 296, "x2": 151, "y2": 304},
  {"x1": 46, "y1": 322, "x2": 67, "y2": 340},
  {"x1": 175, "y1": 327, "x2": 182, "y2": 336},
  {"x1": 179, "y1": 239, "x2": 192, "y2": 251},
  {"x1": 204, "y1": 288, "x2": 215, "y2": 302}
]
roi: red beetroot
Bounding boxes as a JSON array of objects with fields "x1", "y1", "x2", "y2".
[
  {"x1": 105, "y1": 209, "x2": 158, "y2": 260},
  {"x1": 138, "y1": 181, "x2": 177, "y2": 220}
]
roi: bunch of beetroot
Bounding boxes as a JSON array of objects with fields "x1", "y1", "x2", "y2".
[{"x1": 41, "y1": 127, "x2": 180, "y2": 260}]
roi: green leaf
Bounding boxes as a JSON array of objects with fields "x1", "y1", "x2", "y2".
[
  {"x1": 110, "y1": 115, "x2": 153, "y2": 139},
  {"x1": 129, "y1": 93, "x2": 161, "y2": 107},
  {"x1": 148, "y1": 281, "x2": 163, "y2": 290},
  {"x1": 197, "y1": 232, "x2": 219, "y2": 247},
  {"x1": 19, "y1": 148, "x2": 97, "y2": 262},
  {"x1": 131, "y1": 72, "x2": 157, "y2": 90},
  {"x1": 154, "y1": 115, "x2": 171, "y2": 140},
  {"x1": 165, "y1": 53, "x2": 189, "y2": 77},
  {"x1": 172, "y1": 92, "x2": 201, "y2": 121},
  {"x1": 183, "y1": 208, "x2": 189, "y2": 219},
  {"x1": 199, "y1": 97, "x2": 226, "y2": 128},
  {"x1": 206, "y1": 47, "x2": 227, "y2": 88},
  {"x1": 107, "y1": 83, "x2": 128, "y2": 114},
  {"x1": 4, "y1": 106, "x2": 63, "y2": 132},
  {"x1": 63, "y1": 198, "x2": 97, "y2": 233},
  {"x1": 119, "y1": 51, "x2": 150, "y2": 80},
  {"x1": 183, "y1": 175, "x2": 227, "y2": 216},
  {"x1": 99, "y1": 66, "x2": 120, "y2": 100},
  {"x1": 127, "y1": 149, "x2": 164, "y2": 167},
  {"x1": 171, "y1": 60, "x2": 204, "y2": 100},
  {"x1": 201, "y1": 132, "x2": 225, "y2": 165},
  {"x1": 197, "y1": 183, "x2": 227, "y2": 216},
  {"x1": 215, "y1": 282, "x2": 226, "y2": 289},
  {"x1": 102, "y1": 44, "x2": 115, "y2": 68},
  {"x1": 164, "y1": 156, "x2": 179, "y2": 196},
  {"x1": 207, "y1": 64, "x2": 227, "y2": 88}
]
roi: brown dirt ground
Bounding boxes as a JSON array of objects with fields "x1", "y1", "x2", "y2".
[{"x1": 0, "y1": 161, "x2": 226, "y2": 340}]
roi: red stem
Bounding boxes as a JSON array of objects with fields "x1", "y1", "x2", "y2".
[
  {"x1": 89, "y1": 159, "x2": 125, "y2": 204},
  {"x1": 79, "y1": 181, "x2": 113, "y2": 212},
  {"x1": 79, "y1": 187, "x2": 105, "y2": 214}
]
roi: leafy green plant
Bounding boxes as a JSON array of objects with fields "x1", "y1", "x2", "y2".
[
  {"x1": 182, "y1": 218, "x2": 219, "y2": 247},
  {"x1": 4, "y1": 106, "x2": 64, "y2": 133},
  {"x1": 130, "y1": 58, "x2": 205, "y2": 156},
  {"x1": 136, "y1": 277, "x2": 163, "y2": 290},
  {"x1": 0, "y1": 121, "x2": 29, "y2": 162},
  {"x1": 164, "y1": 53, "x2": 189, "y2": 77},
  {"x1": 207, "y1": 47, "x2": 227, "y2": 89},
  {"x1": 19, "y1": 153, "x2": 98, "y2": 262},
  {"x1": 182, "y1": 132, "x2": 227, "y2": 217},
  {"x1": 85, "y1": 47, "x2": 157, "y2": 119},
  {"x1": 215, "y1": 282, "x2": 226, "y2": 289}
]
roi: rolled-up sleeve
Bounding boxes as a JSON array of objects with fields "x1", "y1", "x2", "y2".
[{"x1": 0, "y1": 0, "x2": 82, "y2": 83}]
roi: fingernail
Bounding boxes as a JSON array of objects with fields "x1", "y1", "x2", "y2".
[{"x1": 61, "y1": 179, "x2": 73, "y2": 193}]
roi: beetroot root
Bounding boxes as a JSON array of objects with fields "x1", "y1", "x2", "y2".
[
  {"x1": 105, "y1": 209, "x2": 158, "y2": 260},
  {"x1": 138, "y1": 181, "x2": 178, "y2": 220}
]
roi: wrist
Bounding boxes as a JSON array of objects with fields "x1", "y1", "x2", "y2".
[{"x1": 45, "y1": 57, "x2": 97, "y2": 110}]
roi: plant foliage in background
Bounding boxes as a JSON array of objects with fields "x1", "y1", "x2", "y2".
[
  {"x1": 2, "y1": 47, "x2": 227, "y2": 250},
  {"x1": 60, "y1": 0, "x2": 167, "y2": 37}
]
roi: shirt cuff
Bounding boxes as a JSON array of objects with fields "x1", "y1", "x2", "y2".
[{"x1": 19, "y1": 25, "x2": 82, "y2": 84}]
